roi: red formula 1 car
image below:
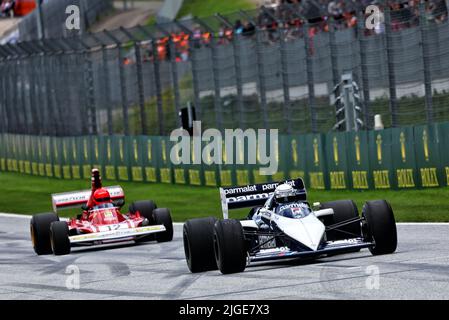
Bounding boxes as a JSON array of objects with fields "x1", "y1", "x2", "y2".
[{"x1": 30, "y1": 169, "x2": 173, "y2": 256}]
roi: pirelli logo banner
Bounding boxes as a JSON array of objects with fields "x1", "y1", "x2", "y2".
[
  {"x1": 438, "y1": 122, "x2": 449, "y2": 187},
  {"x1": 2, "y1": 122, "x2": 449, "y2": 190}
]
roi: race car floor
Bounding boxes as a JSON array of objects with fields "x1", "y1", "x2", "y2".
[{"x1": 1, "y1": 214, "x2": 449, "y2": 300}]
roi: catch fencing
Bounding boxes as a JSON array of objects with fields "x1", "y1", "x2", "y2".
[{"x1": 1, "y1": 1, "x2": 449, "y2": 137}]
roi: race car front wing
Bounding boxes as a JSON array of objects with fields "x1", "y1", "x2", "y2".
[
  {"x1": 69, "y1": 225, "x2": 166, "y2": 245},
  {"x1": 250, "y1": 238, "x2": 374, "y2": 263}
]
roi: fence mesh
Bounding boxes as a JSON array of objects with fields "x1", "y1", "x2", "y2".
[{"x1": 1, "y1": 1, "x2": 449, "y2": 136}]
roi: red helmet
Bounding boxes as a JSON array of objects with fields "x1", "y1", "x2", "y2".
[{"x1": 92, "y1": 188, "x2": 111, "y2": 206}]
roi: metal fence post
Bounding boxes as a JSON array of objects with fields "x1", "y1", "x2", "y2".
[
  {"x1": 211, "y1": 34, "x2": 223, "y2": 131},
  {"x1": 357, "y1": 12, "x2": 372, "y2": 129},
  {"x1": 151, "y1": 39, "x2": 165, "y2": 135},
  {"x1": 304, "y1": 23, "x2": 317, "y2": 133},
  {"x1": 255, "y1": 27, "x2": 269, "y2": 129},
  {"x1": 102, "y1": 47, "x2": 113, "y2": 135},
  {"x1": 104, "y1": 30, "x2": 129, "y2": 135},
  {"x1": 384, "y1": 5, "x2": 399, "y2": 127},
  {"x1": 134, "y1": 42, "x2": 148, "y2": 135},
  {"x1": 84, "y1": 51, "x2": 97, "y2": 135},
  {"x1": 419, "y1": 0, "x2": 434, "y2": 123},
  {"x1": 168, "y1": 38, "x2": 182, "y2": 128},
  {"x1": 329, "y1": 17, "x2": 340, "y2": 89},
  {"x1": 121, "y1": 27, "x2": 148, "y2": 135},
  {"x1": 279, "y1": 24, "x2": 292, "y2": 134},
  {"x1": 232, "y1": 33, "x2": 245, "y2": 129}
]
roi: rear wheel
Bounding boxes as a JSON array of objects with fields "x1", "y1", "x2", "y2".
[
  {"x1": 50, "y1": 221, "x2": 71, "y2": 256},
  {"x1": 214, "y1": 219, "x2": 247, "y2": 275},
  {"x1": 363, "y1": 200, "x2": 397, "y2": 255},
  {"x1": 320, "y1": 200, "x2": 361, "y2": 241},
  {"x1": 30, "y1": 213, "x2": 59, "y2": 255},
  {"x1": 130, "y1": 200, "x2": 157, "y2": 243},
  {"x1": 153, "y1": 208, "x2": 173, "y2": 243},
  {"x1": 183, "y1": 217, "x2": 217, "y2": 273}
]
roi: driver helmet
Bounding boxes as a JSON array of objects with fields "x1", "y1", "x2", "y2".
[
  {"x1": 92, "y1": 188, "x2": 111, "y2": 206},
  {"x1": 274, "y1": 183, "x2": 297, "y2": 204}
]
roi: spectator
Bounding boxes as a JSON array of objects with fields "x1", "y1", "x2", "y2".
[{"x1": 1, "y1": 0, "x2": 16, "y2": 18}]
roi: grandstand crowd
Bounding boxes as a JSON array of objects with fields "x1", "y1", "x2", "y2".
[{"x1": 136, "y1": 0, "x2": 449, "y2": 63}]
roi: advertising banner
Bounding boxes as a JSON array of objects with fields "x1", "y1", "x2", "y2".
[
  {"x1": 304, "y1": 133, "x2": 327, "y2": 190},
  {"x1": 102, "y1": 136, "x2": 117, "y2": 181},
  {"x1": 368, "y1": 129, "x2": 394, "y2": 189},
  {"x1": 142, "y1": 136, "x2": 159, "y2": 183},
  {"x1": 437, "y1": 122, "x2": 449, "y2": 187},
  {"x1": 414, "y1": 124, "x2": 443, "y2": 188},
  {"x1": 325, "y1": 132, "x2": 349, "y2": 190},
  {"x1": 346, "y1": 131, "x2": 372, "y2": 189},
  {"x1": 391, "y1": 127, "x2": 418, "y2": 189}
]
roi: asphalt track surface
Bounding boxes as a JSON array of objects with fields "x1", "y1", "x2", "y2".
[{"x1": 1, "y1": 214, "x2": 449, "y2": 300}]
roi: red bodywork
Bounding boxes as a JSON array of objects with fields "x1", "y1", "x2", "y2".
[{"x1": 64, "y1": 169, "x2": 147, "y2": 239}]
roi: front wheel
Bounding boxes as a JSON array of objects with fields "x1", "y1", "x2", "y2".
[
  {"x1": 50, "y1": 221, "x2": 71, "y2": 256},
  {"x1": 30, "y1": 213, "x2": 59, "y2": 255},
  {"x1": 214, "y1": 219, "x2": 247, "y2": 275},
  {"x1": 153, "y1": 208, "x2": 173, "y2": 243},
  {"x1": 183, "y1": 217, "x2": 218, "y2": 273},
  {"x1": 363, "y1": 200, "x2": 397, "y2": 255}
]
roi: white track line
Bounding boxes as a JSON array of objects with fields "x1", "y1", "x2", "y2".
[{"x1": 0, "y1": 212, "x2": 447, "y2": 226}]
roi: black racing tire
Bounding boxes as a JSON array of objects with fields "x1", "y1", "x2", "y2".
[
  {"x1": 130, "y1": 200, "x2": 157, "y2": 243},
  {"x1": 214, "y1": 219, "x2": 247, "y2": 275},
  {"x1": 153, "y1": 208, "x2": 173, "y2": 243},
  {"x1": 50, "y1": 221, "x2": 71, "y2": 256},
  {"x1": 129, "y1": 200, "x2": 157, "y2": 223},
  {"x1": 30, "y1": 213, "x2": 59, "y2": 255},
  {"x1": 321, "y1": 200, "x2": 361, "y2": 241},
  {"x1": 183, "y1": 217, "x2": 218, "y2": 273},
  {"x1": 363, "y1": 200, "x2": 397, "y2": 255}
]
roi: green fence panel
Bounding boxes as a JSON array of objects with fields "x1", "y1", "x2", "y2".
[
  {"x1": 113, "y1": 135, "x2": 130, "y2": 181},
  {"x1": 15, "y1": 135, "x2": 24, "y2": 174},
  {"x1": 285, "y1": 135, "x2": 307, "y2": 183},
  {"x1": 43, "y1": 136, "x2": 54, "y2": 177},
  {"x1": 391, "y1": 127, "x2": 418, "y2": 189},
  {"x1": 51, "y1": 137, "x2": 62, "y2": 179},
  {"x1": 346, "y1": 131, "x2": 372, "y2": 189},
  {"x1": 414, "y1": 124, "x2": 443, "y2": 188},
  {"x1": 92, "y1": 135, "x2": 103, "y2": 175},
  {"x1": 368, "y1": 129, "x2": 394, "y2": 189},
  {"x1": 102, "y1": 136, "x2": 116, "y2": 181},
  {"x1": 437, "y1": 122, "x2": 449, "y2": 187},
  {"x1": 185, "y1": 138, "x2": 204, "y2": 187},
  {"x1": 157, "y1": 136, "x2": 173, "y2": 184},
  {"x1": 22, "y1": 135, "x2": 32, "y2": 175},
  {"x1": 30, "y1": 135, "x2": 38, "y2": 176},
  {"x1": 0, "y1": 134, "x2": 5, "y2": 172},
  {"x1": 69, "y1": 137, "x2": 81, "y2": 180},
  {"x1": 325, "y1": 132, "x2": 349, "y2": 190},
  {"x1": 8, "y1": 134, "x2": 19, "y2": 173},
  {"x1": 142, "y1": 136, "x2": 159, "y2": 183},
  {"x1": 60, "y1": 137, "x2": 72, "y2": 179},
  {"x1": 304, "y1": 133, "x2": 327, "y2": 190},
  {"x1": 129, "y1": 136, "x2": 144, "y2": 182}
]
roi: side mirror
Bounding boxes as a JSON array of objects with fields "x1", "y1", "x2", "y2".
[{"x1": 114, "y1": 199, "x2": 125, "y2": 208}]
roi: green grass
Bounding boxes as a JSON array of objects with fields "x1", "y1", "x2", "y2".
[
  {"x1": 177, "y1": 0, "x2": 256, "y2": 19},
  {"x1": 1, "y1": 172, "x2": 448, "y2": 222}
]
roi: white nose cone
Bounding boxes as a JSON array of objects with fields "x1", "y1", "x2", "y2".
[{"x1": 274, "y1": 214, "x2": 325, "y2": 251}]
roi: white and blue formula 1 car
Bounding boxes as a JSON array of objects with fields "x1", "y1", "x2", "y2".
[{"x1": 183, "y1": 178, "x2": 397, "y2": 274}]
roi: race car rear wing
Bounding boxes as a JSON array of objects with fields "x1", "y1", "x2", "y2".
[
  {"x1": 51, "y1": 186, "x2": 125, "y2": 213},
  {"x1": 219, "y1": 178, "x2": 307, "y2": 219}
]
